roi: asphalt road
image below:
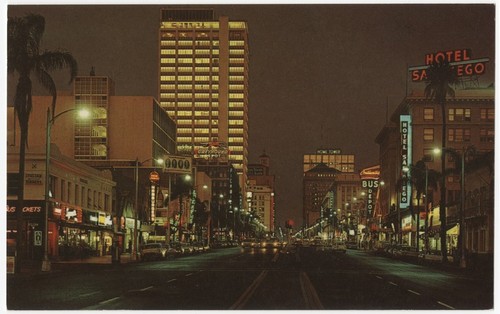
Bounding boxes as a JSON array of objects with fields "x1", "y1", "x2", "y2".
[{"x1": 6, "y1": 246, "x2": 493, "y2": 310}]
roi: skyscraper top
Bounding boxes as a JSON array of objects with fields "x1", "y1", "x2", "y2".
[{"x1": 161, "y1": 8, "x2": 215, "y2": 22}]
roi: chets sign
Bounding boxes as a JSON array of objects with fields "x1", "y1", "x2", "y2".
[{"x1": 163, "y1": 155, "x2": 192, "y2": 175}]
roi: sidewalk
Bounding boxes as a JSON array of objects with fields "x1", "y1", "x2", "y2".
[{"x1": 8, "y1": 253, "x2": 139, "y2": 278}]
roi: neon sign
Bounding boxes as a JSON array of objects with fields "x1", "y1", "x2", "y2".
[
  {"x1": 400, "y1": 115, "x2": 412, "y2": 209},
  {"x1": 409, "y1": 49, "x2": 489, "y2": 82}
]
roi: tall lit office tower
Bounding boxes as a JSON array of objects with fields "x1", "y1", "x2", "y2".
[{"x1": 158, "y1": 8, "x2": 249, "y2": 185}]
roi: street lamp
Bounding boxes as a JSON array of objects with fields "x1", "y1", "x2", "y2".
[
  {"x1": 42, "y1": 107, "x2": 89, "y2": 272},
  {"x1": 132, "y1": 157, "x2": 164, "y2": 261},
  {"x1": 434, "y1": 146, "x2": 474, "y2": 268}
]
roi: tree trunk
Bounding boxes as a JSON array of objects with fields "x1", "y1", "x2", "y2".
[
  {"x1": 440, "y1": 100, "x2": 448, "y2": 263},
  {"x1": 15, "y1": 127, "x2": 27, "y2": 274}
]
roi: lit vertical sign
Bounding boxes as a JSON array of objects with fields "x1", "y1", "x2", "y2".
[
  {"x1": 400, "y1": 115, "x2": 412, "y2": 209},
  {"x1": 150, "y1": 185, "x2": 156, "y2": 223},
  {"x1": 362, "y1": 180, "x2": 379, "y2": 216}
]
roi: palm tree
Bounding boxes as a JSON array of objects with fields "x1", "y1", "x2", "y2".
[
  {"x1": 424, "y1": 61, "x2": 457, "y2": 263},
  {"x1": 8, "y1": 13, "x2": 78, "y2": 272},
  {"x1": 407, "y1": 160, "x2": 439, "y2": 252}
]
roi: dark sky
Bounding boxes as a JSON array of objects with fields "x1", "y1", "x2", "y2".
[{"x1": 6, "y1": 3, "x2": 495, "y2": 227}]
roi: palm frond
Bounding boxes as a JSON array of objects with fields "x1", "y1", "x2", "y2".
[{"x1": 37, "y1": 50, "x2": 78, "y2": 84}]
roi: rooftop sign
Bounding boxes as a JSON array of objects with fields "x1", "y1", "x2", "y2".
[{"x1": 408, "y1": 49, "x2": 489, "y2": 82}]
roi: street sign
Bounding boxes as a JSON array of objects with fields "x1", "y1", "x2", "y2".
[
  {"x1": 34, "y1": 230, "x2": 42, "y2": 246},
  {"x1": 163, "y1": 155, "x2": 192, "y2": 174}
]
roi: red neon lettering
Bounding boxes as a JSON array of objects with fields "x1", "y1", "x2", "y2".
[
  {"x1": 463, "y1": 49, "x2": 471, "y2": 61},
  {"x1": 475, "y1": 63, "x2": 485, "y2": 74},
  {"x1": 465, "y1": 64, "x2": 473, "y2": 75},
  {"x1": 454, "y1": 50, "x2": 462, "y2": 62},
  {"x1": 435, "y1": 52, "x2": 446, "y2": 63},
  {"x1": 456, "y1": 65, "x2": 464, "y2": 76}
]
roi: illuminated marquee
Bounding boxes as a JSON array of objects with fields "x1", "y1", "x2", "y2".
[
  {"x1": 409, "y1": 49, "x2": 489, "y2": 82},
  {"x1": 400, "y1": 115, "x2": 412, "y2": 209},
  {"x1": 360, "y1": 165, "x2": 380, "y2": 217}
]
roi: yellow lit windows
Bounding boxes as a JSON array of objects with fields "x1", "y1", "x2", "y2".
[
  {"x1": 178, "y1": 58, "x2": 193, "y2": 64},
  {"x1": 161, "y1": 58, "x2": 177, "y2": 64},
  {"x1": 178, "y1": 40, "x2": 194, "y2": 46},
  {"x1": 230, "y1": 40, "x2": 245, "y2": 46},
  {"x1": 212, "y1": 93, "x2": 219, "y2": 99},
  {"x1": 230, "y1": 75, "x2": 244, "y2": 81},
  {"x1": 177, "y1": 85, "x2": 193, "y2": 90},
  {"x1": 161, "y1": 40, "x2": 176, "y2": 46},
  {"x1": 230, "y1": 49, "x2": 244, "y2": 55},
  {"x1": 229, "y1": 137, "x2": 243, "y2": 143},
  {"x1": 176, "y1": 119, "x2": 192, "y2": 126},
  {"x1": 423, "y1": 128, "x2": 434, "y2": 141},
  {"x1": 166, "y1": 111, "x2": 175, "y2": 116},
  {"x1": 195, "y1": 40, "x2": 210, "y2": 46},
  {"x1": 194, "y1": 119, "x2": 209, "y2": 125},
  {"x1": 177, "y1": 137, "x2": 192, "y2": 142},
  {"x1": 194, "y1": 137, "x2": 209, "y2": 142},
  {"x1": 229, "y1": 111, "x2": 244, "y2": 117},
  {"x1": 177, "y1": 111, "x2": 192, "y2": 117},
  {"x1": 160, "y1": 93, "x2": 176, "y2": 98},
  {"x1": 178, "y1": 128, "x2": 193, "y2": 134},
  {"x1": 180, "y1": 76, "x2": 195, "y2": 82},
  {"x1": 178, "y1": 67, "x2": 193, "y2": 72},
  {"x1": 178, "y1": 93, "x2": 193, "y2": 99},
  {"x1": 177, "y1": 102, "x2": 193, "y2": 107},
  {"x1": 229, "y1": 93, "x2": 244, "y2": 99},
  {"x1": 229, "y1": 84, "x2": 244, "y2": 90},
  {"x1": 195, "y1": 76, "x2": 209, "y2": 81},
  {"x1": 212, "y1": 40, "x2": 219, "y2": 46},
  {"x1": 230, "y1": 146, "x2": 243, "y2": 152},
  {"x1": 229, "y1": 120, "x2": 243, "y2": 125},
  {"x1": 229, "y1": 102, "x2": 244, "y2": 108},
  {"x1": 160, "y1": 67, "x2": 176, "y2": 72},
  {"x1": 194, "y1": 84, "x2": 209, "y2": 90},
  {"x1": 195, "y1": 67, "x2": 210, "y2": 72},
  {"x1": 195, "y1": 102, "x2": 209, "y2": 108},
  {"x1": 212, "y1": 76, "x2": 219, "y2": 81},
  {"x1": 423, "y1": 108, "x2": 434, "y2": 121},
  {"x1": 212, "y1": 49, "x2": 219, "y2": 55},
  {"x1": 160, "y1": 84, "x2": 176, "y2": 90},
  {"x1": 195, "y1": 128, "x2": 210, "y2": 134},
  {"x1": 178, "y1": 49, "x2": 193, "y2": 55},
  {"x1": 195, "y1": 93, "x2": 210, "y2": 99},
  {"x1": 229, "y1": 67, "x2": 244, "y2": 73},
  {"x1": 448, "y1": 108, "x2": 471, "y2": 121},
  {"x1": 161, "y1": 49, "x2": 176, "y2": 55},
  {"x1": 230, "y1": 58, "x2": 245, "y2": 64},
  {"x1": 229, "y1": 128, "x2": 244, "y2": 134},
  {"x1": 194, "y1": 111, "x2": 209, "y2": 117},
  {"x1": 160, "y1": 76, "x2": 176, "y2": 82},
  {"x1": 230, "y1": 155, "x2": 243, "y2": 161},
  {"x1": 195, "y1": 58, "x2": 210, "y2": 64},
  {"x1": 195, "y1": 49, "x2": 210, "y2": 55}
]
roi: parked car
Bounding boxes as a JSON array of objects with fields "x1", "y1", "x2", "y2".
[
  {"x1": 140, "y1": 243, "x2": 167, "y2": 261},
  {"x1": 346, "y1": 241, "x2": 358, "y2": 249},
  {"x1": 332, "y1": 240, "x2": 347, "y2": 253}
]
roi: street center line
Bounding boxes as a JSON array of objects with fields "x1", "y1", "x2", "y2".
[
  {"x1": 230, "y1": 270, "x2": 268, "y2": 310},
  {"x1": 185, "y1": 273, "x2": 193, "y2": 277},
  {"x1": 168, "y1": 279, "x2": 177, "y2": 283},
  {"x1": 388, "y1": 281, "x2": 398, "y2": 286},
  {"x1": 140, "y1": 286, "x2": 154, "y2": 291},
  {"x1": 81, "y1": 291, "x2": 100, "y2": 297},
  {"x1": 375, "y1": 275, "x2": 383, "y2": 280},
  {"x1": 408, "y1": 289, "x2": 421, "y2": 296},
  {"x1": 437, "y1": 301, "x2": 455, "y2": 309},
  {"x1": 99, "y1": 297, "x2": 120, "y2": 305}
]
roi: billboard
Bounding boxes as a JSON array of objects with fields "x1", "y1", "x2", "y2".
[
  {"x1": 194, "y1": 141, "x2": 229, "y2": 162},
  {"x1": 163, "y1": 154, "x2": 192, "y2": 175}
]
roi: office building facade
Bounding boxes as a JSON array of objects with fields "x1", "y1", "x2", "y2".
[{"x1": 158, "y1": 8, "x2": 249, "y2": 189}]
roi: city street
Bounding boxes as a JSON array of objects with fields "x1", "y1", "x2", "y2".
[{"x1": 7, "y1": 246, "x2": 493, "y2": 310}]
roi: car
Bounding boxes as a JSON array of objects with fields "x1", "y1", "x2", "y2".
[
  {"x1": 261, "y1": 237, "x2": 281, "y2": 249},
  {"x1": 140, "y1": 243, "x2": 167, "y2": 261},
  {"x1": 346, "y1": 241, "x2": 358, "y2": 249},
  {"x1": 241, "y1": 238, "x2": 257, "y2": 248}
]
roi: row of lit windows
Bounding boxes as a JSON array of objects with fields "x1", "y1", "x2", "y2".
[
  {"x1": 229, "y1": 58, "x2": 245, "y2": 63},
  {"x1": 160, "y1": 75, "x2": 220, "y2": 81},
  {"x1": 423, "y1": 107, "x2": 494, "y2": 122},
  {"x1": 423, "y1": 127, "x2": 494, "y2": 143},
  {"x1": 229, "y1": 120, "x2": 244, "y2": 125},
  {"x1": 229, "y1": 128, "x2": 244, "y2": 134},
  {"x1": 229, "y1": 76, "x2": 245, "y2": 81},
  {"x1": 229, "y1": 111, "x2": 244, "y2": 117},
  {"x1": 161, "y1": 49, "x2": 220, "y2": 55},
  {"x1": 229, "y1": 137, "x2": 244, "y2": 143},
  {"x1": 229, "y1": 102, "x2": 244, "y2": 108},
  {"x1": 229, "y1": 49, "x2": 245, "y2": 55},
  {"x1": 230, "y1": 40, "x2": 245, "y2": 46},
  {"x1": 448, "y1": 128, "x2": 471, "y2": 142},
  {"x1": 229, "y1": 67, "x2": 245, "y2": 73},
  {"x1": 304, "y1": 154, "x2": 355, "y2": 164},
  {"x1": 229, "y1": 84, "x2": 244, "y2": 90},
  {"x1": 161, "y1": 40, "x2": 218, "y2": 46},
  {"x1": 229, "y1": 93, "x2": 244, "y2": 99}
]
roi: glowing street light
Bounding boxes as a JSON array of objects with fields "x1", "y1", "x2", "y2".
[{"x1": 42, "y1": 107, "x2": 89, "y2": 272}]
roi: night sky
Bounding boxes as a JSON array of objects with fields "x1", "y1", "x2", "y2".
[{"x1": 6, "y1": 3, "x2": 495, "y2": 227}]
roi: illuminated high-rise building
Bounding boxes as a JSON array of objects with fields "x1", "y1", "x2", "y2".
[{"x1": 158, "y1": 8, "x2": 249, "y2": 189}]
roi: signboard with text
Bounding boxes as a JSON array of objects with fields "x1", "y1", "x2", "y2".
[
  {"x1": 400, "y1": 115, "x2": 412, "y2": 209},
  {"x1": 162, "y1": 155, "x2": 192, "y2": 175}
]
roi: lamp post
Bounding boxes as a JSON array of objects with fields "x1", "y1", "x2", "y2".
[
  {"x1": 42, "y1": 107, "x2": 89, "y2": 272},
  {"x1": 434, "y1": 146, "x2": 474, "y2": 268},
  {"x1": 132, "y1": 158, "x2": 163, "y2": 261}
]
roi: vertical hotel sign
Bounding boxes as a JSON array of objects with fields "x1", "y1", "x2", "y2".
[{"x1": 400, "y1": 115, "x2": 412, "y2": 209}]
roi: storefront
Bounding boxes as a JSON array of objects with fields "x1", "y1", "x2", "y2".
[
  {"x1": 7, "y1": 200, "x2": 45, "y2": 260},
  {"x1": 51, "y1": 201, "x2": 114, "y2": 260}
]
